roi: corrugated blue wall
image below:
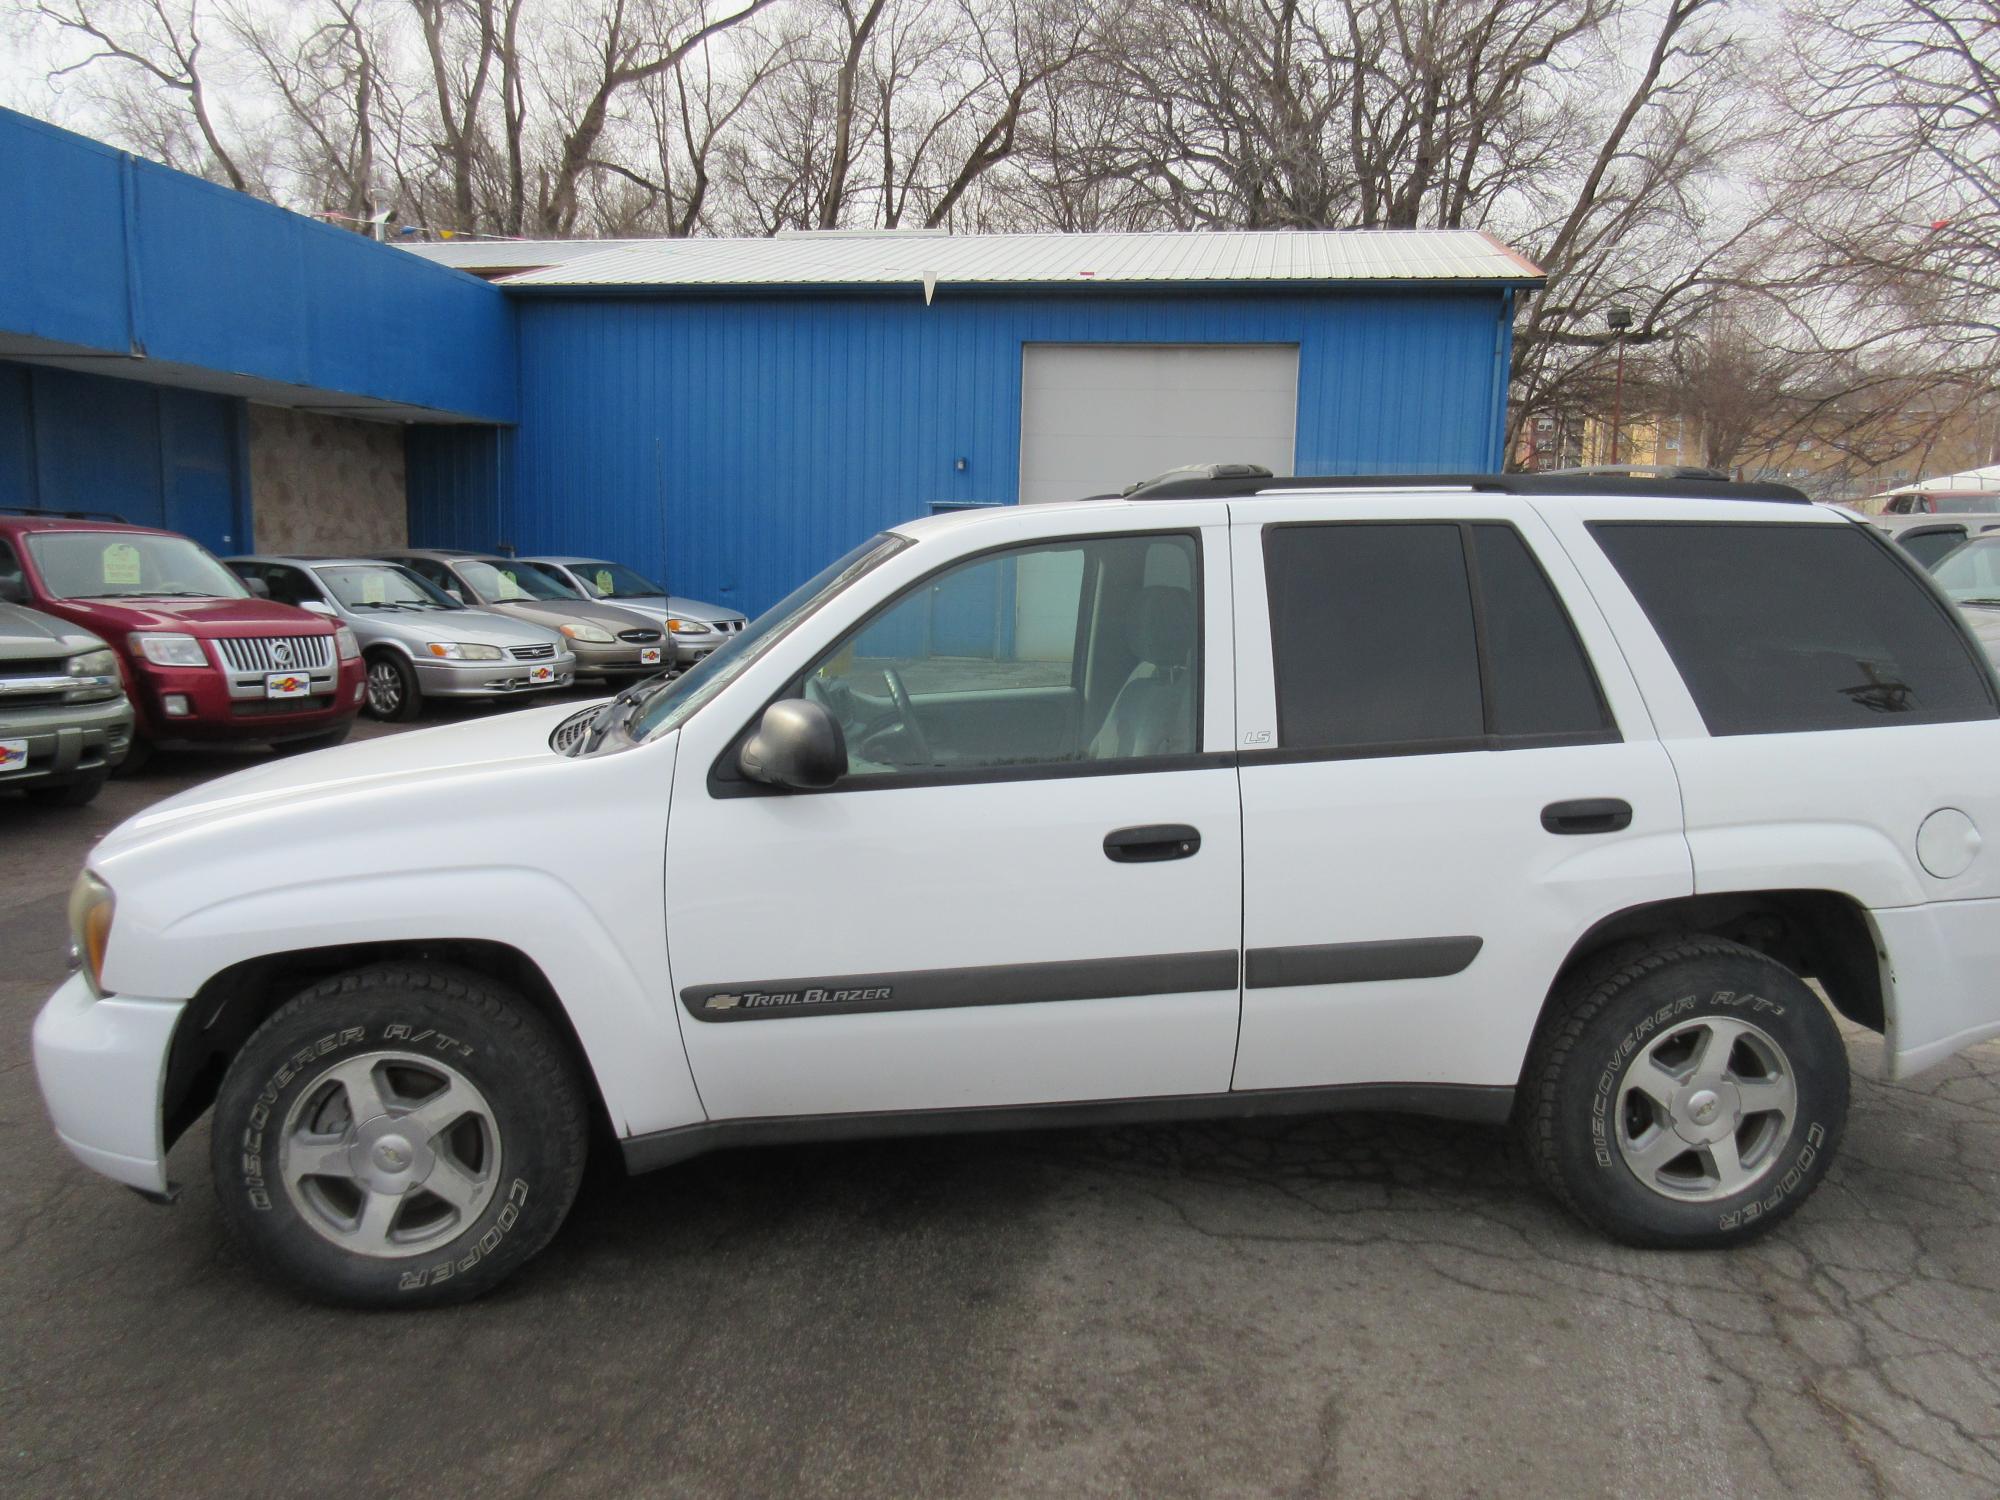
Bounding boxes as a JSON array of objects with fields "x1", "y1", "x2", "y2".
[
  {"x1": 0, "y1": 360, "x2": 251, "y2": 551},
  {"x1": 411, "y1": 287, "x2": 1511, "y2": 615},
  {"x1": 0, "y1": 108, "x2": 517, "y2": 423}
]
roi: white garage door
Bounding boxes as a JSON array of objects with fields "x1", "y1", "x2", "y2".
[{"x1": 1018, "y1": 344, "x2": 1299, "y2": 503}]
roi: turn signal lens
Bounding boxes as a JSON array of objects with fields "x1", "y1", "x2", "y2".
[{"x1": 66, "y1": 870, "x2": 115, "y2": 994}]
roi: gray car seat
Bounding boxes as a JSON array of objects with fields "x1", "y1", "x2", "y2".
[{"x1": 1088, "y1": 585, "x2": 1195, "y2": 759}]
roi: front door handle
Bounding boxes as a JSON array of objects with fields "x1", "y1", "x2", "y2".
[
  {"x1": 1541, "y1": 798, "x2": 1633, "y2": 835},
  {"x1": 1104, "y1": 824, "x2": 1202, "y2": 863}
]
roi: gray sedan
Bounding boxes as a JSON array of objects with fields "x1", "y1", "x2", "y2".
[
  {"x1": 521, "y1": 556, "x2": 747, "y2": 665},
  {"x1": 228, "y1": 556, "x2": 575, "y2": 721},
  {"x1": 376, "y1": 550, "x2": 675, "y2": 681}
]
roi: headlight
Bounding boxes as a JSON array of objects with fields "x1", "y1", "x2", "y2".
[
  {"x1": 129, "y1": 632, "x2": 208, "y2": 668},
  {"x1": 63, "y1": 648, "x2": 122, "y2": 703},
  {"x1": 666, "y1": 617, "x2": 711, "y2": 634},
  {"x1": 426, "y1": 642, "x2": 506, "y2": 661},
  {"x1": 560, "y1": 621, "x2": 615, "y2": 645},
  {"x1": 334, "y1": 626, "x2": 361, "y2": 661},
  {"x1": 67, "y1": 870, "x2": 115, "y2": 994}
]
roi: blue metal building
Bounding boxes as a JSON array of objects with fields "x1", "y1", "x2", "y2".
[{"x1": 1, "y1": 109, "x2": 1544, "y2": 615}]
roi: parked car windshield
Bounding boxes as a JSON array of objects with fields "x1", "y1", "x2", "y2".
[
  {"x1": 1932, "y1": 537, "x2": 2000, "y2": 604},
  {"x1": 457, "y1": 560, "x2": 575, "y2": 603},
  {"x1": 317, "y1": 564, "x2": 461, "y2": 612},
  {"x1": 568, "y1": 561, "x2": 665, "y2": 600},
  {"x1": 27, "y1": 530, "x2": 248, "y2": 601},
  {"x1": 518, "y1": 561, "x2": 585, "y2": 597},
  {"x1": 627, "y1": 533, "x2": 910, "y2": 741}
]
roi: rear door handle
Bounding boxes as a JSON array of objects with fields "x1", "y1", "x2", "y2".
[
  {"x1": 1104, "y1": 824, "x2": 1202, "y2": 862},
  {"x1": 1541, "y1": 798, "x2": 1633, "y2": 835}
]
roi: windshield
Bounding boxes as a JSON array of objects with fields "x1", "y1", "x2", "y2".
[
  {"x1": 1932, "y1": 539, "x2": 2000, "y2": 602},
  {"x1": 567, "y1": 561, "x2": 665, "y2": 600},
  {"x1": 518, "y1": 561, "x2": 585, "y2": 597},
  {"x1": 458, "y1": 559, "x2": 575, "y2": 603},
  {"x1": 318, "y1": 564, "x2": 461, "y2": 611},
  {"x1": 27, "y1": 530, "x2": 248, "y2": 601},
  {"x1": 628, "y1": 533, "x2": 911, "y2": 740}
]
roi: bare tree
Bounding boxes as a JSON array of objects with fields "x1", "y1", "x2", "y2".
[{"x1": 33, "y1": 0, "x2": 251, "y2": 191}]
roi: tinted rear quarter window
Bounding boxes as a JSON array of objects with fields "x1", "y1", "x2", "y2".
[{"x1": 1590, "y1": 521, "x2": 1997, "y2": 736}]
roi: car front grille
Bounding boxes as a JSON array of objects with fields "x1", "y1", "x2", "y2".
[
  {"x1": 213, "y1": 635, "x2": 333, "y2": 673},
  {"x1": 616, "y1": 629, "x2": 662, "y2": 644},
  {"x1": 509, "y1": 643, "x2": 557, "y2": 661},
  {"x1": 0, "y1": 656, "x2": 68, "y2": 706},
  {"x1": 714, "y1": 619, "x2": 745, "y2": 634}
]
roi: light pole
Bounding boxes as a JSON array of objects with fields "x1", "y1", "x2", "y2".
[{"x1": 1607, "y1": 306, "x2": 1634, "y2": 466}]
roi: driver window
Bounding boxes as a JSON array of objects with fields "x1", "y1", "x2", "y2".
[
  {"x1": 0, "y1": 540, "x2": 27, "y2": 604},
  {"x1": 804, "y1": 532, "x2": 1200, "y2": 778}
]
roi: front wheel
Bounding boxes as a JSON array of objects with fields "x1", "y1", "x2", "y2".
[
  {"x1": 365, "y1": 652, "x2": 422, "y2": 721},
  {"x1": 1518, "y1": 935, "x2": 1848, "y2": 1248},
  {"x1": 211, "y1": 965, "x2": 589, "y2": 1307}
]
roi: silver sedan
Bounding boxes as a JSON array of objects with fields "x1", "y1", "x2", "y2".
[{"x1": 228, "y1": 556, "x2": 575, "y2": 721}]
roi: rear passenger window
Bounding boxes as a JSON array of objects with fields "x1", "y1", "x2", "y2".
[
  {"x1": 1590, "y1": 522, "x2": 1997, "y2": 736},
  {"x1": 1262, "y1": 522, "x2": 1613, "y2": 755}
]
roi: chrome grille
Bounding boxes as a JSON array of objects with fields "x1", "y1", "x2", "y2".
[
  {"x1": 715, "y1": 619, "x2": 745, "y2": 634},
  {"x1": 616, "y1": 629, "x2": 662, "y2": 644},
  {"x1": 0, "y1": 656, "x2": 68, "y2": 706},
  {"x1": 509, "y1": 643, "x2": 557, "y2": 661},
  {"x1": 213, "y1": 635, "x2": 333, "y2": 673}
]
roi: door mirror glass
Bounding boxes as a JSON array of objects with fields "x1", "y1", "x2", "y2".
[
  {"x1": 242, "y1": 574, "x2": 271, "y2": 599},
  {"x1": 297, "y1": 597, "x2": 336, "y2": 616},
  {"x1": 740, "y1": 699, "x2": 846, "y2": 789}
]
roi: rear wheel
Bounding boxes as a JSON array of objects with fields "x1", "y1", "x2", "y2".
[
  {"x1": 1518, "y1": 935, "x2": 1848, "y2": 1247},
  {"x1": 364, "y1": 652, "x2": 422, "y2": 721},
  {"x1": 211, "y1": 964, "x2": 589, "y2": 1307}
]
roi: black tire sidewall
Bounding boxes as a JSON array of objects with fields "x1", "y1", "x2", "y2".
[
  {"x1": 212, "y1": 977, "x2": 582, "y2": 1306},
  {"x1": 1548, "y1": 951, "x2": 1848, "y2": 1246}
]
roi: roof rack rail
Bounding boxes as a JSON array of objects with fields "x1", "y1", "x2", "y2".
[
  {"x1": 1118, "y1": 470, "x2": 1811, "y2": 503},
  {"x1": 1120, "y1": 462, "x2": 1274, "y2": 496},
  {"x1": 1543, "y1": 463, "x2": 1734, "y2": 482},
  {"x1": 0, "y1": 504, "x2": 132, "y2": 523}
]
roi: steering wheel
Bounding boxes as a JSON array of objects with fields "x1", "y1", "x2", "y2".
[{"x1": 880, "y1": 667, "x2": 935, "y2": 766}]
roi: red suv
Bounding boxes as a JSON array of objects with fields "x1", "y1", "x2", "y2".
[{"x1": 0, "y1": 513, "x2": 364, "y2": 758}]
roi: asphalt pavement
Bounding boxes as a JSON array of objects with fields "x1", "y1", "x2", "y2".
[{"x1": 5, "y1": 695, "x2": 2000, "y2": 1497}]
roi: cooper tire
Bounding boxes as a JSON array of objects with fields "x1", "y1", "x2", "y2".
[
  {"x1": 1518, "y1": 935, "x2": 1848, "y2": 1248},
  {"x1": 211, "y1": 964, "x2": 588, "y2": 1308}
]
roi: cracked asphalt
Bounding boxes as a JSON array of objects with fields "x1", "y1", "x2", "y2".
[{"x1": 5, "y1": 698, "x2": 2000, "y2": 1497}]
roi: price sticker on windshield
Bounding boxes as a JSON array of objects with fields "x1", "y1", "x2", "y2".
[
  {"x1": 362, "y1": 573, "x2": 387, "y2": 604},
  {"x1": 101, "y1": 543, "x2": 142, "y2": 587},
  {"x1": 595, "y1": 570, "x2": 615, "y2": 596}
]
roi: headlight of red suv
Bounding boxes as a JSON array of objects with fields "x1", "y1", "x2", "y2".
[{"x1": 129, "y1": 632, "x2": 208, "y2": 668}]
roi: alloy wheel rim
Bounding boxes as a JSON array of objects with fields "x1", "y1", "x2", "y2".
[
  {"x1": 366, "y1": 661, "x2": 403, "y2": 715},
  {"x1": 278, "y1": 1050, "x2": 501, "y2": 1258},
  {"x1": 1615, "y1": 1015, "x2": 1797, "y2": 1202}
]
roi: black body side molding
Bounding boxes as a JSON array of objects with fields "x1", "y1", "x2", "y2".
[{"x1": 1244, "y1": 936, "x2": 1484, "y2": 989}]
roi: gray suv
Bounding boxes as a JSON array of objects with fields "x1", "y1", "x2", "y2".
[
  {"x1": 377, "y1": 551, "x2": 675, "y2": 682},
  {"x1": 0, "y1": 601, "x2": 132, "y2": 805},
  {"x1": 228, "y1": 557, "x2": 576, "y2": 722}
]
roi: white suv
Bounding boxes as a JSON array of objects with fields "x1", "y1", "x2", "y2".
[{"x1": 34, "y1": 473, "x2": 2000, "y2": 1306}]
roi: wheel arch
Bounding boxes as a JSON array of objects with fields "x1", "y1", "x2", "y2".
[
  {"x1": 163, "y1": 940, "x2": 606, "y2": 1152},
  {"x1": 1518, "y1": 889, "x2": 1886, "y2": 1091}
]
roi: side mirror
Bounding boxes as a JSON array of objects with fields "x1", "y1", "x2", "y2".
[
  {"x1": 297, "y1": 597, "x2": 336, "y2": 616},
  {"x1": 243, "y1": 576, "x2": 271, "y2": 599},
  {"x1": 739, "y1": 698, "x2": 845, "y2": 790}
]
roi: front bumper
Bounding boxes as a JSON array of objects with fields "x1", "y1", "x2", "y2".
[
  {"x1": 0, "y1": 695, "x2": 133, "y2": 785},
  {"x1": 414, "y1": 654, "x2": 578, "y2": 698},
  {"x1": 32, "y1": 972, "x2": 185, "y2": 1195},
  {"x1": 126, "y1": 654, "x2": 367, "y2": 742},
  {"x1": 572, "y1": 639, "x2": 675, "y2": 677}
]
